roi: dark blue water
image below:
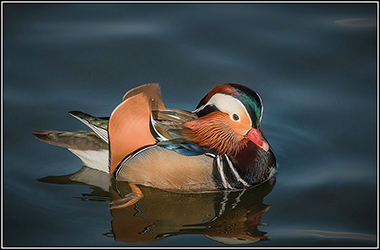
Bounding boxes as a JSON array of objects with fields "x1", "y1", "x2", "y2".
[{"x1": 3, "y1": 3, "x2": 378, "y2": 247}]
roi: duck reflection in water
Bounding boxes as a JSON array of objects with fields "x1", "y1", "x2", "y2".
[
  {"x1": 39, "y1": 164, "x2": 275, "y2": 245},
  {"x1": 109, "y1": 176, "x2": 275, "y2": 245},
  {"x1": 34, "y1": 83, "x2": 277, "y2": 245}
]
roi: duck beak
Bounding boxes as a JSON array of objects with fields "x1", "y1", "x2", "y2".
[{"x1": 246, "y1": 128, "x2": 270, "y2": 152}]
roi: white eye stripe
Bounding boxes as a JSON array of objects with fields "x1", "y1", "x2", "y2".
[{"x1": 202, "y1": 93, "x2": 252, "y2": 126}]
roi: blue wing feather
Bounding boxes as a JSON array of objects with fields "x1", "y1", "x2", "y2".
[
  {"x1": 157, "y1": 139, "x2": 215, "y2": 156},
  {"x1": 151, "y1": 109, "x2": 216, "y2": 156}
]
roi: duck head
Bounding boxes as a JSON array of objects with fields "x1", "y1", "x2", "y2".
[{"x1": 184, "y1": 83, "x2": 270, "y2": 156}]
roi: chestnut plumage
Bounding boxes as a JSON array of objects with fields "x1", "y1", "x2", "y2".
[{"x1": 68, "y1": 83, "x2": 276, "y2": 192}]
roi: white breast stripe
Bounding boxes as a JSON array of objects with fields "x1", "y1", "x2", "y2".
[
  {"x1": 217, "y1": 156, "x2": 232, "y2": 189},
  {"x1": 205, "y1": 152, "x2": 216, "y2": 158},
  {"x1": 224, "y1": 155, "x2": 250, "y2": 187}
]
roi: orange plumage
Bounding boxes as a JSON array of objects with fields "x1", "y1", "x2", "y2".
[
  {"x1": 183, "y1": 112, "x2": 249, "y2": 156},
  {"x1": 35, "y1": 83, "x2": 276, "y2": 197}
]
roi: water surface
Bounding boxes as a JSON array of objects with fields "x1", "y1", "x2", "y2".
[{"x1": 3, "y1": 3, "x2": 378, "y2": 247}]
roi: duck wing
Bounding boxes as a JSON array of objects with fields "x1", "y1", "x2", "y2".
[
  {"x1": 69, "y1": 111, "x2": 109, "y2": 143},
  {"x1": 151, "y1": 109, "x2": 215, "y2": 156},
  {"x1": 68, "y1": 83, "x2": 167, "y2": 145},
  {"x1": 108, "y1": 84, "x2": 167, "y2": 176},
  {"x1": 150, "y1": 109, "x2": 196, "y2": 141},
  {"x1": 33, "y1": 129, "x2": 109, "y2": 173}
]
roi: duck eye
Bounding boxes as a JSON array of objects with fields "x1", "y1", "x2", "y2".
[{"x1": 232, "y1": 113, "x2": 240, "y2": 121}]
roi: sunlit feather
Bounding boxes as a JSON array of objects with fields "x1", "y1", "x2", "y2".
[{"x1": 183, "y1": 112, "x2": 249, "y2": 156}]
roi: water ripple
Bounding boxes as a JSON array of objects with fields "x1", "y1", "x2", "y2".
[
  {"x1": 297, "y1": 229, "x2": 377, "y2": 241},
  {"x1": 334, "y1": 18, "x2": 377, "y2": 27},
  {"x1": 18, "y1": 21, "x2": 173, "y2": 44}
]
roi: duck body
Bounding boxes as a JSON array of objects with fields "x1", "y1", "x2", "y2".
[{"x1": 70, "y1": 83, "x2": 276, "y2": 192}]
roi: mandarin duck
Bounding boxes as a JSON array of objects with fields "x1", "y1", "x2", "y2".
[{"x1": 66, "y1": 83, "x2": 276, "y2": 196}]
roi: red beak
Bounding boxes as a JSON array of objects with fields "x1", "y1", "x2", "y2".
[{"x1": 246, "y1": 128, "x2": 270, "y2": 152}]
